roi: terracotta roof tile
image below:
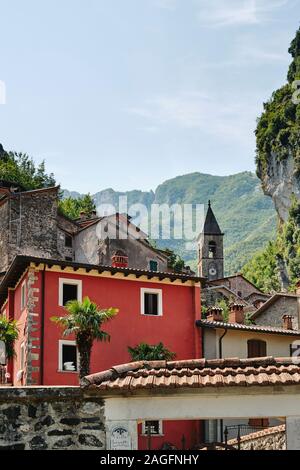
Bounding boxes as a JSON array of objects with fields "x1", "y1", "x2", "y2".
[
  {"x1": 197, "y1": 319, "x2": 300, "y2": 336},
  {"x1": 82, "y1": 357, "x2": 300, "y2": 392}
]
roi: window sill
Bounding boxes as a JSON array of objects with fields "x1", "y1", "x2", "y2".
[
  {"x1": 57, "y1": 370, "x2": 78, "y2": 374},
  {"x1": 140, "y1": 434, "x2": 165, "y2": 438},
  {"x1": 140, "y1": 313, "x2": 163, "y2": 317}
]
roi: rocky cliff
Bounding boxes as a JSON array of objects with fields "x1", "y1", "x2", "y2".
[{"x1": 256, "y1": 27, "x2": 300, "y2": 222}]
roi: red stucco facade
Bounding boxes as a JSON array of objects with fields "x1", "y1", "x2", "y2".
[{"x1": 1, "y1": 263, "x2": 203, "y2": 449}]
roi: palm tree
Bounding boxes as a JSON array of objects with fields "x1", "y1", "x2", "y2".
[
  {"x1": 128, "y1": 342, "x2": 176, "y2": 361},
  {"x1": 0, "y1": 316, "x2": 19, "y2": 360},
  {"x1": 51, "y1": 297, "x2": 118, "y2": 379}
]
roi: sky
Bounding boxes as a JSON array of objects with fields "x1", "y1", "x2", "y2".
[{"x1": 0, "y1": 0, "x2": 299, "y2": 193}]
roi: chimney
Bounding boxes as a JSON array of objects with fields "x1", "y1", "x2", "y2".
[
  {"x1": 111, "y1": 250, "x2": 128, "y2": 268},
  {"x1": 229, "y1": 303, "x2": 245, "y2": 324},
  {"x1": 207, "y1": 306, "x2": 223, "y2": 322},
  {"x1": 282, "y1": 315, "x2": 294, "y2": 331},
  {"x1": 79, "y1": 211, "x2": 87, "y2": 220}
]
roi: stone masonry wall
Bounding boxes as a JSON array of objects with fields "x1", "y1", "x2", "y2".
[
  {"x1": 0, "y1": 387, "x2": 106, "y2": 450},
  {"x1": 24, "y1": 268, "x2": 41, "y2": 385},
  {"x1": 0, "y1": 201, "x2": 9, "y2": 273},
  {"x1": 255, "y1": 297, "x2": 299, "y2": 329},
  {"x1": 0, "y1": 188, "x2": 60, "y2": 273},
  {"x1": 228, "y1": 425, "x2": 286, "y2": 450}
]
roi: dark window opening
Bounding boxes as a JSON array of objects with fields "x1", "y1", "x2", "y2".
[
  {"x1": 144, "y1": 421, "x2": 161, "y2": 435},
  {"x1": 247, "y1": 339, "x2": 267, "y2": 358},
  {"x1": 65, "y1": 256, "x2": 73, "y2": 262},
  {"x1": 144, "y1": 293, "x2": 159, "y2": 316},
  {"x1": 65, "y1": 234, "x2": 73, "y2": 248},
  {"x1": 290, "y1": 344, "x2": 300, "y2": 358},
  {"x1": 149, "y1": 260, "x2": 158, "y2": 272},
  {"x1": 62, "y1": 344, "x2": 77, "y2": 371},
  {"x1": 63, "y1": 284, "x2": 78, "y2": 306},
  {"x1": 208, "y1": 241, "x2": 216, "y2": 259}
]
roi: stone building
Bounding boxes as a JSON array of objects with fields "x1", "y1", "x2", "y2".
[
  {"x1": 0, "y1": 182, "x2": 169, "y2": 274},
  {"x1": 251, "y1": 291, "x2": 300, "y2": 330},
  {"x1": 197, "y1": 201, "x2": 224, "y2": 281},
  {"x1": 198, "y1": 202, "x2": 270, "y2": 310}
]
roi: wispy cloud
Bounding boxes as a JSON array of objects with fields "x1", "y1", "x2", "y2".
[
  {"x1": 195, "y1": 0, "x2": 290, "y2": 27},
  {"x1": 129, "y1": 91, "x2": 261, "y2": 145}
]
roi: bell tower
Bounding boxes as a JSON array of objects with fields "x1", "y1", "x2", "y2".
[{"x1": 198, "y1": 201, "x2": 224, "y2": 281}]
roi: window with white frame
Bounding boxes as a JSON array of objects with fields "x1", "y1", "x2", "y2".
[
  {"x1": 141, "y1": 288, "x2": 163, "y2": 316},
  {"x1": 59, "y1": 278, "x2": 82, "y2": 307},
  {"x1": 142, "y1": 421, "x2": 163, "y2": 436},
  {"x1": 21, "y1": 282, "x2": 26, "y2": 310},
  {"x1": 58, "y1": 340, "x2": 78, "y2": 372}
]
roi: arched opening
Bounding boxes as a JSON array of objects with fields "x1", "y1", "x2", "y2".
[{"x1": 208, "y1": 241, "x2": 216, "y2": 259}]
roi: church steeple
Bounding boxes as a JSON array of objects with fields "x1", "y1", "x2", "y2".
[
  {"x1": 198, "y1": 201, "x2": 224, "y2": 280},
  {"x1": 203, "y1": 200, "x2": 222, "y2": 235}
]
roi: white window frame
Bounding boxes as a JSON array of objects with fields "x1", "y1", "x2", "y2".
[
  {"x1": 59, "y1": 278, "x2": 82, "y2": 307},
  {"x1": 141, "y1": 288, "x2": 163, "y2": 317},
  {"x1": 21, "y1": 282, "x2": 26, "y2": 311},
  {"x1": 58, "y1": 340, "x2": 78, "y2": 372},
  {"x1": 142, "y1": 420, "x2": 164, "y2": 436}
]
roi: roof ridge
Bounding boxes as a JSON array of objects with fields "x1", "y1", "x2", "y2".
[{"x1": 81, "y1": 356, "x2": 299, "y2": 388}]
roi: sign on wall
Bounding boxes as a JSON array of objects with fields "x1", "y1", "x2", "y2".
[
  {"x1": 0, "y1": 341, "x2": 6, "y2": 365},
  {"x1": 110, "y1": 425, "x2": 132, "y2": 450}
]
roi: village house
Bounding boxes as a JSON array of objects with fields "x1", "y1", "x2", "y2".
[
  {"x1": 197, "y1": 299, "x2": 300, "y2": 442},
  {"x1": 0, "y1": 183, "x2": 170, "y2": 276},
  {"x1": 0, "y1": 254, "x2": 202, "y2": 450}
]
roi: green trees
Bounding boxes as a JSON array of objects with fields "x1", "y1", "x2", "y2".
[
  {"x1": 0, "y1": 316, "x2": 19, "y2": 359},
  {"x1": 0, "y1": 145, "x2": 56, "y2": 190},
  {"x1": 58, "y1": 194, "x2": 96, "y2": 220},
  {"x1": 256, "y1": 27, "x2": 300, "y2": 179},
  {"x1": 51, "y1": 297, "x2": 118, "y2": 379},
  {"x1": 243, "y1": 197, "x2": 300, "y2": 292},
  {"x1": 128, "y1": 342, "x2": 176, "y2": 361}
]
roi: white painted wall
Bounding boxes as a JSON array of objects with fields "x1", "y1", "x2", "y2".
[{"x1": 217, "y1": 330, "x2": 295, "y2": 359}]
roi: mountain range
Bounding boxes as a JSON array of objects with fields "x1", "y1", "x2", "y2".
[{"x1": 63, "y1": 171, "x2": 277, "y2": 274}]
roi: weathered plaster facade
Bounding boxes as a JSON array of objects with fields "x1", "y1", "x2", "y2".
[{"x1": 0, "y1": 185, "x2": 169, "y2": 273}]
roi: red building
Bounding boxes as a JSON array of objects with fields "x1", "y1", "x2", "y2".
[{"x1": 0, "y1": 255, "x2": 203, "y2": 449}]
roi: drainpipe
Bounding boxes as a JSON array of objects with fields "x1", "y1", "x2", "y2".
[
  {"x1": 40, "y1": 265, "x2": 46, "y2": 385},
  {"x1": 219, "y1": 328, "x2": 228, "y2": 442},
  {"x1": 218, "y1": 328, "x2": 228, "y2": 359}
]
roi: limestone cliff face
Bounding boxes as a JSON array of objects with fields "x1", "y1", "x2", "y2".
[
  {"x1": 256, "y1": 27, "x2": 300, "y2": 223},
  {"x1": 257, "y1": 151, "x2": 300, "y2": 223}
]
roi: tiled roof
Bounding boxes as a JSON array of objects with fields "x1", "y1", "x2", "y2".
[
  {"x1": 197, "y1": 319, "x2": 300, "y2": 336},
  {"x1": 227, "y1": 424, "x2": 286, "y2": 446},
  {"x1": 81, "y1": 357, "x2": 300, "y2": 392},
  {"x1": 0, "y1": 255, "x2": 204, "y2": 308}
]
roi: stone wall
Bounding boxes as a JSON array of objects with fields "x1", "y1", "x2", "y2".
[
  {"x1": 0, "y1": 188, "x2": 60, "y2": 273},
  {"x1": 228, "y1": 425, "x2": 286, "y2": 450},
  {"x1": 0, "y1": 201, "x2": 9, "y2": 273},
  {"x1": 255, "y1": 296, "x2": 299, "y2": 329},
  {"x1": 0, "y1": 386, "x2": 106, "y2": 450}
]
